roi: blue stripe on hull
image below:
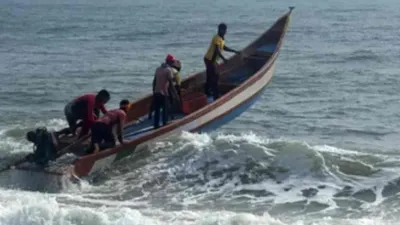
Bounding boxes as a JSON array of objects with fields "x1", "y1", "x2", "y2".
[{"x1": 195, "y1": 86, "x2": 267, "y2": 133}]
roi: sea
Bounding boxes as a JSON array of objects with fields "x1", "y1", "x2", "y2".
[{"x1": 1, "y1": 0, "x2": 400, "y2": 224}]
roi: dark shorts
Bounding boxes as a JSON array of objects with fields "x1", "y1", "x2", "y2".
[
  {"x1": 153, "y1": 93, "x2": 169, "y2": 128},
  {"x1": 203, "y1": 58, "x2": 220, "y2": 98},
  {"x1": 204, "y1": 58, "x2": 218, "y2": 80},
  {"x1": 91, "y1": 122, "x2": 115, "y2": 144},
  {"x1": 64, "y1": 102, "x2": 78, "y2": 128}
]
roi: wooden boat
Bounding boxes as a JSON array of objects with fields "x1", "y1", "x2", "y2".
[{"x1": 0, "y1": 7, "x2": 294, "y2": 191}]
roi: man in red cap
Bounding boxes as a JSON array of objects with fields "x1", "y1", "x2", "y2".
[
  {"x1": 165, "y1": 54, "x2": 175, "y2": 62},
  {"x1": 150, "y1": 54, "x2": 179, "y2": 128}
]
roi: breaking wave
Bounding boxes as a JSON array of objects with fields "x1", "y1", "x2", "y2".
[
  {"x1": 0, "y1": 120, "x2": 399, "y2": 224},
  {"x1": 63, "y1": 132, "x2": 400, "y2": 218}
]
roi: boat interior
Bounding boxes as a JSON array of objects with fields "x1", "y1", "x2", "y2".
[{"x1": 122, "y1": 43, "x2": 278, "y2": 141}]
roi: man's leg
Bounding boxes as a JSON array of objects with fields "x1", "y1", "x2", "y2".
[
  {"x1": 148, "y1": 95, "x2": 155, "y2": 120},
  {"x1": 62, "y1": 103, "x2": 77, "y2": 136},
  {"x1": 101, "y1": 125, "x2": 116, "y2": 150},
  {"x1": 204, "y1": 58, "x2": 212, "y2": 97},
  {"x1": 88, "y1": 124, "x2": 102, "y2": 154},
  {"x1": 161, "y1": 94, "x2": 169, "y2": 126},
  {"x1": 153, "y1": 94, "x2": 161, "y2": 128},
  {"x1": 175, "y1": 85, "x2": 182, "y2": 101},
  {"x1": 168, "y1": 87, "x2": 175, "y2": 119},
  {"x1": 212, "y1": 71, "x2": 220, "y2": 100}
]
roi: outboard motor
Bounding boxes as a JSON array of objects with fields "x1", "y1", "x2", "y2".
[{"x1": 26, "y1": 127, "x2": 57, "y2": 166}]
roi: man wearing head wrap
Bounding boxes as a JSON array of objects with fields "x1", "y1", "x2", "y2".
[{"x1": 151, "y1": 54, "x2": 179, "y2": 128}]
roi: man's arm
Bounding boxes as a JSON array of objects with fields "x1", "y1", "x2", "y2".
[
  {"x1": 99, "y1": 104, "x2": 107, "y2": 115},
  {"x1": 168, "y1": 70, "x2": 179, "y2": 102},
  {"x1": 175, "y1": 73, "x2": 181, "y2": 88},
  {"x1": 216, "y1": 47, "x2": 228, "y2": 63},
  {"x1": 78, "y1": 121, "x2": 91, "y2": 138},
  {"x1": 117, "y1": 113, "x2": 126, "y2": 145},
  {"x1": 152, "y1": 76, "x2": 156, "y2": 93},
  {"x1": 223, "y1": 45, "x2": 240, "y2": 54},
  {"x1": 117, "y1": 123, "x2": 124, "y2": 145}
]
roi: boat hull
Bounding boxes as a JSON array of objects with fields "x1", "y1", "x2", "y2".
[
  {"x1": 72, "y1": 8, "x2": 293, "y2": 177},
  {"x1": 74, "y1": 57, "x2": 278, "y2": 177}
]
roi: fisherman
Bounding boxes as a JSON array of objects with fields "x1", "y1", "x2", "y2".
[
  {"x1": 62, "y1": 89, "x2": 110, "y2": 138},
  {"x1": 149, "y1": 56, "x2": 182, "y2": 120},
  {"x1": 26, "y1": 127, "x2": 59, "y2": 166},
  {"x1": 168, "y1": 59, "x2": 182, "y2": 118},
  {"x1": 152, "y1": 54, "x2": 179, "y2": 128},
  {"x1": 89, "y1": 99, "x2": 130, "y2": 154},
  {"x1": 171, "y1": 59, "x2": 182, "y2": 102},
  {"x1": 204, "y1": 23, "x2": 240, "y2": 100}
]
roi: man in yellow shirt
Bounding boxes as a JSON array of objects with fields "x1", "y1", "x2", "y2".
[
  {"x1": 204, "y1": 23, "x2": 239, "y2": 100},
  {"x1": 168, "y1": 59, "x2": 182, "y2": 118},
  {"x1": 171, "y1": 59, "x2": 182, "y2": 100}
]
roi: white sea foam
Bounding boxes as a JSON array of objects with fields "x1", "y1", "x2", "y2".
[
  {"x1": 0, "y1": 189, "x2": 396, "y2": 225},
  {"x1": 0, "y1": 118, "x2": 67, "y2": 155},
  {"x1": 0, "y1": 129, "x2": 399, "y2": 225}
]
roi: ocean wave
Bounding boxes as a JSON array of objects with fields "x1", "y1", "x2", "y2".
[
  {"x1": 1, "y1": 125, "x2": 400, "y2": 217},
  {"x1": 37, "y1": 25, "x2": 83, "y2": 35},
  {"x1": 108, "y1": 29, "x2": 173, "y2": 41},
  {"x1": 345, "y1": 50, "x2": 382, "y2": 62},
  {"x1": 0, "y1": 118, "x2": 67, "y2": 157},
  {"x1": 67, "y1": 132, "x2": 397, "y2": 216},
  {"x1": 1, "y1": 188, "x2": 397, "y2": 225},
  {"x1": 0, "y1": 186, "x2": 396, "y2": 225},
  {"x1": 0, "y1": 190, "x2": 159, "y2": 225}
]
